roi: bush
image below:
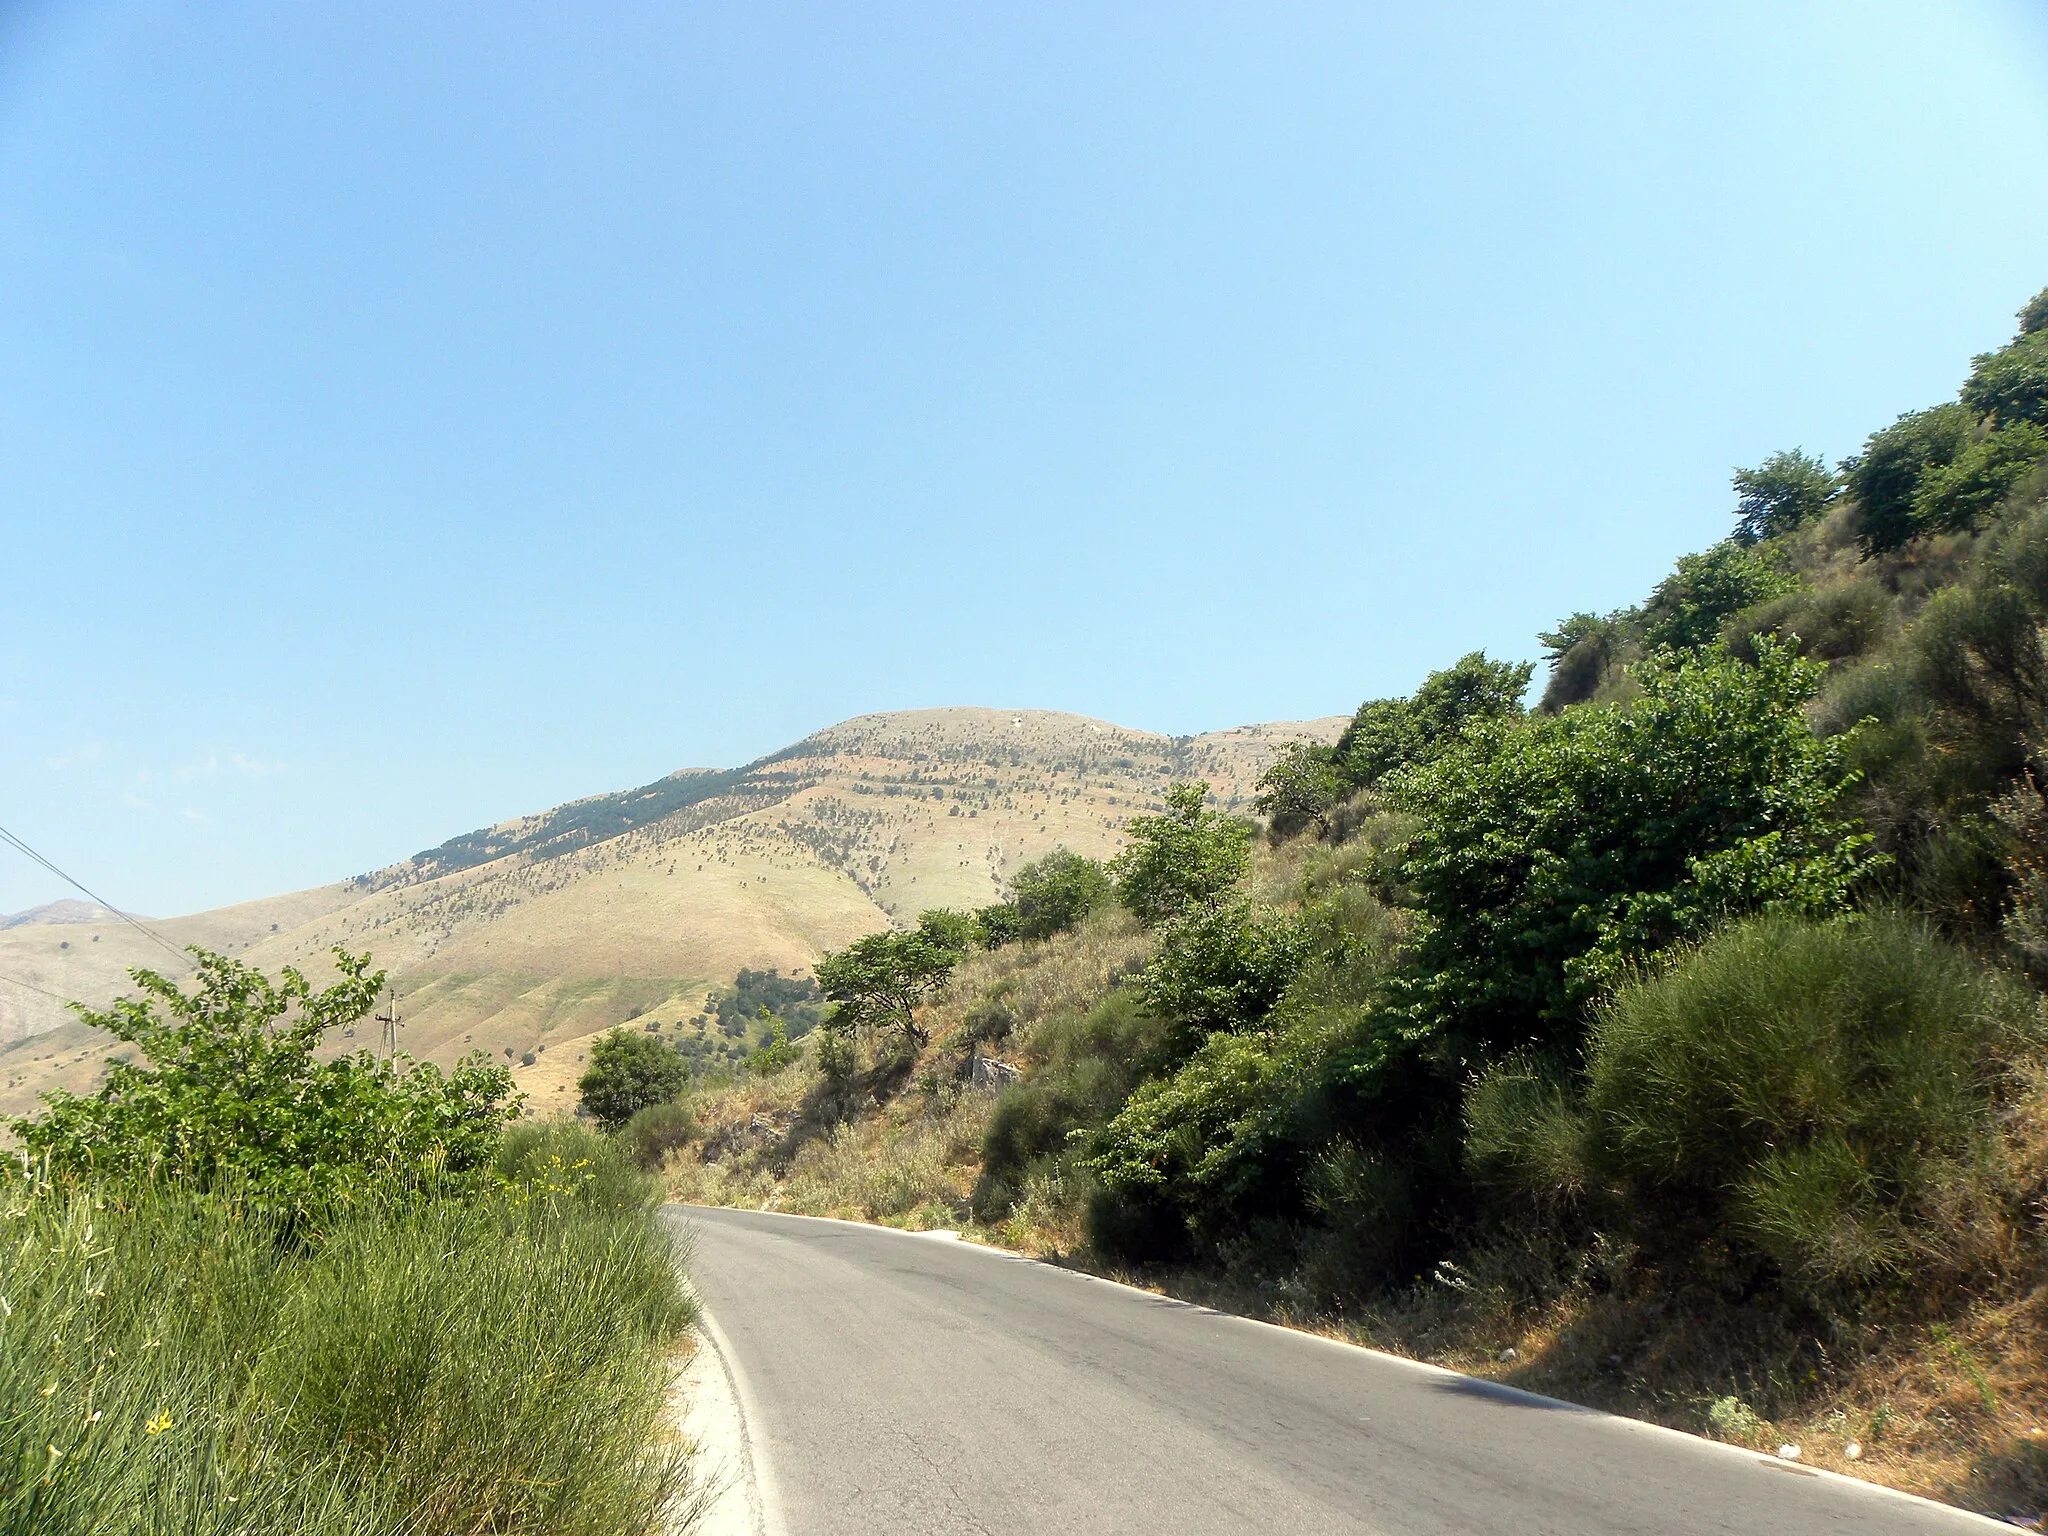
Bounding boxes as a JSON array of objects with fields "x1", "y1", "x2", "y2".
[
  {"x1": 1723, "y1": 577, "x2": 1893, "y2": 665},
  {"x1": 12, "y1": 949, "x2": 516, "y2": 1211},
  {"x1": 1391, "y1": 640, "x2": 1880, "y2": 1059},
  {"x1": 578, "y1": 1028, "x2": 691, "y2": 1130},
  {"x1": 1111, "y1": 782, "x2": 1252, "y2": 926},
  {"x1": 1009, "y1": 849, "x2": 1114, "y2": 941},
  {"x1": 1133, "y1": 898, "x2": 1316, "y2": 1050},
  {"x1": 1475, "y1": 914, "x2": 2041, "y2": 1304},
  {"x1": 1848, "y1": 403, "x2": 1975, "y2": 554},
  {"x1": 618, "y1": 1100, "x2": 697, "y2": 1170},
  {"x1": 1639, "y1": 543, "x2": 1800, "y2": 650}
]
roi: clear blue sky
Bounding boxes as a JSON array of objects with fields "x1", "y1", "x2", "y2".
[{"x1": 2, "y1": 1, "x2": 2046, "y2": 917}]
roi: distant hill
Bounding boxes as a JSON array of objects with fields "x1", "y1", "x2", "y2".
[
  {"x1": 0, "y1": 706, "x2": 1341, "y2": 1118},
  {"x1": 0, "y1": 900, "x2": 131, "y2": 930}
]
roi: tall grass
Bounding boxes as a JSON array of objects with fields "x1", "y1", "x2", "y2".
[{"x1": 0, "y1": 1125, "x2": 695, "y2": 1536}]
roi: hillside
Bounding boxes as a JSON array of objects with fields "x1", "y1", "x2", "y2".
[{"x1": 0, "y1": 706, "x2": 1340, "y2": 1118}]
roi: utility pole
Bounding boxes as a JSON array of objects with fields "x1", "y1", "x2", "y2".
[{"x1": 375, "y1": 985, "x2": 402, "y2": 1060}]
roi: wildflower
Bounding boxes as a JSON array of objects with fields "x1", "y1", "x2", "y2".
[{"x1": 146, "y1": 1412, "x2": 173, "y2": 1435}]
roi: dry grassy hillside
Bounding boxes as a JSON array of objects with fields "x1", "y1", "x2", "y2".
[{"x1": 0, "y1": 706, "x2": 1340, "y2": 1118}]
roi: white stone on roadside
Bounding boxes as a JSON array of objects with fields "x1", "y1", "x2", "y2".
[
  {"x1": 1497, "y1": 1347, "x2": 1519, "y2": 1363},
  {"x1": 1844, "y1": 1441, "x2": 1862, "y2": 1460},
  {"x1": 1776, "y1": 1443, "x2": 1802, "y2": 1461}
]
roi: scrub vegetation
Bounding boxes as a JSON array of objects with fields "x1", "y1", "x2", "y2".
[
  {"x1": 3, "y1": 953, "x2": 699, "y2": 1536},
  {"x1": 665, "y1": 287, "x2": 2048, "y2": 1520}
]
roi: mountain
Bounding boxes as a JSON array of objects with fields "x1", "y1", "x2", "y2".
[
  {"x1": 0, "y1": 900, "x2": 132, "y2": 930},
  {"x1": 0, "y1": 706, "x2": 1341, "y2": 1118}
]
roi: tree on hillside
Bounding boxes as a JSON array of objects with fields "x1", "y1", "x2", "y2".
[
  {"x1": 1334, "y1": 652, "x2": 1533, "y2": 788},
  {"x1": 1731, "y1": 448, "x2": 1836, "y2": 545},
  {"x1": 1009, "y1": 848, "x2": 1114, "y2": 939},
  {"x1": 1254, "y1": 741, "x2": 1343, "y2": 840},
  {"x1": 578, "y1": 1027, "x2": 690, "y2": 1130},
  {"x1": 1638, "y1": 542, "x2": 1799, "y2": 650},
  {"x1": 1111, "y1": 782, "x2": 1252, "y2": 926},
  {"x1": 815, "y1": 910, "x2": 972, "y2": 1050},
  {"x1": 1848, "y1": 404, "x2": 1976, "y2": 554}
]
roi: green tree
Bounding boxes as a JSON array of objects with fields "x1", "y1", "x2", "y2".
[
  {"x1": 1639, "y1": 542, "x2": 1799, "y2": 650},
  {"x1": 1847, "y1": 403, "x2": 1975, "y2": 554},
  {"x1": 1537, "y1": 612, "x2": 1623, "y2": 712},
  {"x1": 1731, "y1": 448, "x2": 1836, "y2": 545},
  {"x1": 1008, "y1": 848, "x2": 1114, "y2": 940},
  {"x1": 815, "y1": 911, "x2": 970, "y2": 1050},
  {"x1": 1134, "y1": 897, "x2": 1317, "y2": 1050},
  {"x1": 1963, "y1": 329, "x2": 2048, "y2": 429},
  {"x1": 1390, "y1": 639, "x2": 1880, "y2": 1061},
  {"x1": 1335, "y1": 652, "x2": 1533, "y2": 787},
  {"x1": 1911, "y1": 422, "x2": 2048, "y2": 534},
  {"x1": 14, "y1": 948, "x2": 517, "y2": 1205},
  {"x1": 1254, "y1": 741, "x2": 1343, "y2": 839},
  {"x1": 1111, "y1": 782, "x2": 1252, "y2": 926},
  {"x1": 577, "y1": 1027, "x2": 690, "y2": 1130},
  {"x1": 2022, "y1": 286, "x2": 2048, "y2": 337}
]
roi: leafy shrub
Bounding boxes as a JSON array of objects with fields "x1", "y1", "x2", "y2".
[
  {"x1": 1255, "y1": 741, "x2": 1343, "y2": 839},
  {"x1": 970, "y1": 988, "x2": 1165, "y2": 1222},
  {"x1": 1912, "y1": 422, "x2": 2048, "y2": 534},
  {"x1": 1390, "y1": 640, "x2": 1880, "y2": 1059},
  {"x1": 577, "y1": 1029, "x2": 690, "y2": 1130},
  {"x1": 1334, "y1": 652, "x2": 1531, "y2": 787},
  {"x1": 815, "y1": 910, "x2": 971, "y2": 1049},
  {"x1": 1134, "y1": 898, "x2": 1316, "y2": 1050},
  {"x1": 1723, "y1": 577, "x2": 1893, "y2": 665},
  {"x1": 747, "y1": 1019, "x2": 800, "y2": 1076},
  {"x1": 1848, "y1": 403, "x2": 1975, "y2": 554},
  {"x1": 1474, "y1": 915, "x2": 2040, "y2": 1304},
  {"x1": 1111, "y1": 782, "x2": 1251, "y2": 925},
  {"x1": 12, "y1": 949, "x2": 516, "y2": 1210},
  {"x1": 1732, "y1": 448, "x2": 1836, "y2": 545},
  {"x1": 618, "y1": 1099, "x2": 697, "y2": 1170},
  {"x1": 1639, "y1": 543, "x2": 1800, "y2": 650}
]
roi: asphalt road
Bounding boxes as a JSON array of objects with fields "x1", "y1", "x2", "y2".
[{"x1": 672, "y1": 1206, "x2": 1997, "y2": 1536}]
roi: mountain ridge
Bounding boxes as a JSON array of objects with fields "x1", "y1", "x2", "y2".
[{"x1": 0, "y1": 705, "x2": 1342, "y2": 1117}]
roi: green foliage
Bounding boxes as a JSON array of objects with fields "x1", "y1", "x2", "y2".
[
  {"x1": 1390, "y1": 640, "x2": 1880, "y2": 1058},
  {"x1": 1639, "y1": 542, "x2": 1799, "y2": 650},
  {"x1": 1334, "y1": 652, "x2": 1532, "y2": 786},
  {"x1": 1559, "y1": 916, "x2": 2030, "y2": 1301},
  {"x1": 1723, "y1": 577, "x2": 1894, "y2": 665},
  {"x1": 1110, "y1": 781, "x2": 1252, "y2": 926},
  {"x1": 0, "y1": 1141, "x2": 693, "y2": 1535},
  {"x1": 746, "y1": 1018, "x2": 800, "y2": 1076},
  {"x1": 1963, "y1": 328, "x2": 2048, "y2": 429},
  {"x1": 1732, "y1": 448, "x2": 1836, "y2": 545},
  {"x1": 1007, "y1": 848, "x2": 1114, "y2": 941},
  {"x1": 618, "y1": 1099, "x2": 697, "y2": 1170},
  {"x1": 577, "y1": 1028, "x2": 689, "y2": 1130},
  {"x1": 1133, "y1": 898, "x2": 1317, "y2": 1051},
  {"x1": 1537, "y1": 612, "x2": 1623, "y2": 712},
  {"x1": 2021, "y1": 286, "x2": 2048, "y2": 337},
  {"x1": 971, "y1": 901, "x2": 1024, "y2": 949},
  {"x1": 1254, "y1": 741, "x2": 1343, "y2": 839},
  {"x1": 1911, "y1": 422, "x2": 2048, "y2": 534},
  {"x1": 712, "y1": 967, "x2": 823, "y2": 1037},
  {"x1": 815, "y1": 910, "x2": 971, "y2": 1049},
  {"x1": 971, "y1": 988, "x2": 1166, "y2": 1222},
  {"x1": 13, "y1": 950, "x2": 517, "y2": 1209},
  {"x1": 1848, "y1": 403, "x2": 1975, "y2": 554}
]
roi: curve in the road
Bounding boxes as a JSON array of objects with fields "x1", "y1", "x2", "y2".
[{"x1": 672, "y1": 1205, "x2": 1999, "y2": 1536}]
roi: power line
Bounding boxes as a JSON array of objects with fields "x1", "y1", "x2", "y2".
[
  {"x1": 0, "y1": 970, "x2": 79, "y2": 1006},
  {"x1": 0, "y1": 821, "x2": 188, "y2": 965}
]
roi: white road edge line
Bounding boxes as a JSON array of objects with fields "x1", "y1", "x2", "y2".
[
  {"x1": 674, "y1": 1204, "x2": 2008, "y2": 1532},
  {"x1": 678, "y1": 1269, "x2": 788, "y2": 1536}
]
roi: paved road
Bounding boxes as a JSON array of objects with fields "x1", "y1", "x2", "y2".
[{"x1": 672, "y1": 1206, "x2": 1997, "y2": 1535}]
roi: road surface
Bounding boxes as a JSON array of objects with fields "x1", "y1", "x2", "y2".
[{"x1": 672, "y1": 1206, "x2": 1996, "y2": 1535}]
